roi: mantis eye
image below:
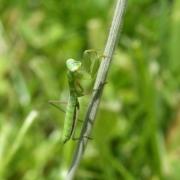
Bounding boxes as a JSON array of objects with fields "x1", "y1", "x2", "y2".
[{"x1": 66, "y1": 58, "x2": 81, "y2": 72}]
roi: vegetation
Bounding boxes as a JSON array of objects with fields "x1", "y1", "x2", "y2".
[{"x1": 0, "y1": 0, "x2": 179, "y2": 179}]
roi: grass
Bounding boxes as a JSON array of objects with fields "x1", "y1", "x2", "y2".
[{"x1": 0, "y1": 0, "x2": 179, "y2": 179}]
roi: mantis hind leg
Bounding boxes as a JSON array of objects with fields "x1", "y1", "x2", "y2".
[
  {"x1": 93, "y1": 81, "x2": 107, "y2": 91},
  {"x1": 72, "y1": 135, "x2": 93, "y2": 141}
]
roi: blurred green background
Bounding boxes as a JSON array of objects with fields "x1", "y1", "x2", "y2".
[{"x1": 0, "y1": 0, "x2": 180, "y2": 179}]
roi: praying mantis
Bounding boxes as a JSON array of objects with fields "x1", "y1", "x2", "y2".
[{"x1": 50, "y1": 50, "x2": 101, "y2": 143}]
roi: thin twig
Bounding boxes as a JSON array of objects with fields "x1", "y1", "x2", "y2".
[{"x1": 66, "y1": 0, "x2": 127, "y2": 179}]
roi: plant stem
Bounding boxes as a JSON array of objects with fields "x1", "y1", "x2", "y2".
[{"x1": 66, "y1": 0, "x2": 127, "y2": 179}]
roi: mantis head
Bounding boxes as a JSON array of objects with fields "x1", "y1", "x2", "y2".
[{"x1": 66, "y1": 59, "x2": 82, "y2": 72}]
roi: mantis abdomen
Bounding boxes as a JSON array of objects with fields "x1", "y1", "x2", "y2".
[{"x1": 62, "y1": 94, "x2": 78, "y2": 143}]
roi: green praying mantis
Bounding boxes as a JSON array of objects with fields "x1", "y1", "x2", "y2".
[{"x1": 50, "y1": 50, "x2": 102, "y2": 143}]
